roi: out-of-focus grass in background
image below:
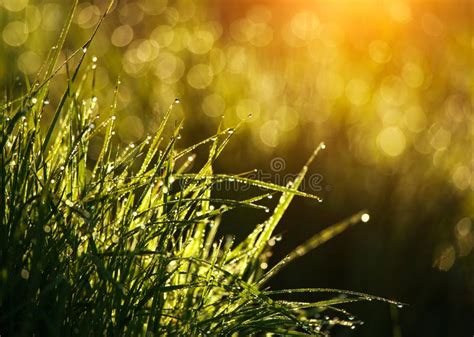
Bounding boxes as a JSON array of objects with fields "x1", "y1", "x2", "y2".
[{"x1": 1, "y1": 0, "x2": 473, "y2": 335}]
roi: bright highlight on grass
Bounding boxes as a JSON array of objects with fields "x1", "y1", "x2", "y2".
[{"x1": 361, "y1": 213, "x2": 370, "y2": 223}]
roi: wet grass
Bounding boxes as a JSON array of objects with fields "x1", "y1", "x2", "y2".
[{"x1": 0, "y1": 2, "x2": 402, "y2": 336}]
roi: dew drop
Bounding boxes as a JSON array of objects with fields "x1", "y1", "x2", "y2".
[
  {"x1": 92, "y1": 56, "x2": 98, "y2": 62},
  {"x1": 44, "y1": 98, "x2": 50, "y2": 105},
  {"x1": 320, "y1": 142, "x2": 326, "y2": 149},
  {"x1": 227, "y1": 128, "x2": 235, "y2": 135},
  {"x1": 397, "y1": 304, "x2": 404, "y2": 309},
  {"x1": 31, "y1": 97, "x2": 38, "y2": 104},
  {"x1": 82, "y1": 47, "x2": 88, "y2": 53},
  {"x1": 92, "y1": 96, "x2": 98, "y2": 103},
  {"x1": 174, "y1": 98, "x2": 180, "y2": 104},
  {"x1": 20, "y1": 269, "x2": 30, "y2": 279},
  {"x1": 361, "y1": 213, "x2": 370, "y2": 222},
  {"x1": 187, "y1": 155, "x2": 194, "y2": 162}
]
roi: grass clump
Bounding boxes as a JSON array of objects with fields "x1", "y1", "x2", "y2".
[{"x1": 0, "y1": 2, "x2": 401, "y2": 336}]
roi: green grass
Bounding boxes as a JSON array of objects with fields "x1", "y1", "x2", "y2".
[{"x1": 0, "y1": 2, "x2": 401, "y2": 336}]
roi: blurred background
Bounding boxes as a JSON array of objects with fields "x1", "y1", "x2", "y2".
[{"x1": 1, "y1": 0, "x2": 473, "y2": 335}]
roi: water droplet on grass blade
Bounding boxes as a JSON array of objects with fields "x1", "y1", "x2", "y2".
[
  {"x1": 361, "y1": 213, "x2": 370, "y2": 222},
  {"x1": 20, "y1": 269, "x2": 30, "y2": 279},
  {"x1": 82, "y1": 47, "x2": 88, "y2": 53},
  {"x1": 174, "y1": 98, "x2": 180, "y2": 104}
]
